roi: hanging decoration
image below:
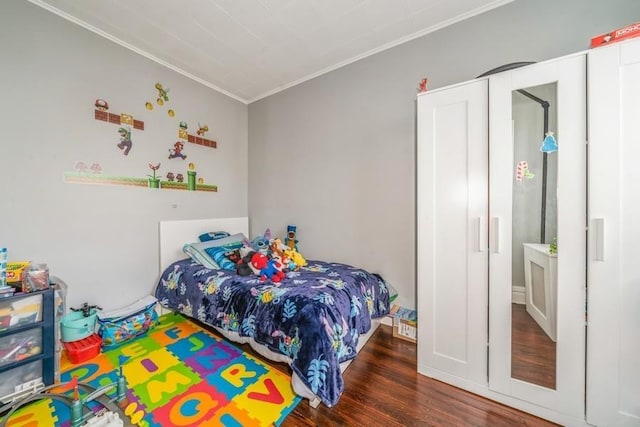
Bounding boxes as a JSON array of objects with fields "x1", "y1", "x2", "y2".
[
  {"x1": 515, "y1": 161, "x2": 535, "y2": 182},
  {"x1": 539, "y1": 131, "x2": 558, "y2": 153}
]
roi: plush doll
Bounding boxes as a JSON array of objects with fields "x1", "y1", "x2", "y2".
[
  {"x1": 269, "y1": 238, "x2": 287, "y2": 256},
  {"x1": 284, "y1": 247, "x2": 307, "y2": 269},
  {"x1": 285, "y1": 225, "x2": 298, "y2": 251},
  {"x1": 236, "y1": 250, "x2": 259, "y2": 276},
  {"x1": 250, "y1": 252, "x2": 285, "y2": 283},
  {"x1": 243, "y1": 229, "x2": 271, "y2": 255}
]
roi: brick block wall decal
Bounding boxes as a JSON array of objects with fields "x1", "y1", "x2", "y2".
[
  {"x1": 95, "y1": 109, "x2": 145, "y2": 130},
  {"x1": 187, "y1": 134, "x2": 217, "y2": 148}
]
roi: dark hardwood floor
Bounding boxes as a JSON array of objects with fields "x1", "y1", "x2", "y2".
[
  {"x1": 269, "y1": 324, "x2": 559, "y2": 427},
  {"x1": 511, "y1": 303, "x2": 556, "y2": 389}
]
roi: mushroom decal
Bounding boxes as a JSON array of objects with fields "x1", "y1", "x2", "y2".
[
  {"x1": 74, "y1": 161, "x2": 89, "y2": 173},
  {"x1": 89, "y1": 163, "x2": 103, "y2": 174},
  {"x1": 95, "y1": 99, "x2": 109, "y2": 111}
]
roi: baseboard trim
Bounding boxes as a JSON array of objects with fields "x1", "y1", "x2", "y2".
[{"x1": 512, "y1": 285, "x2": 525, "y2": 305}]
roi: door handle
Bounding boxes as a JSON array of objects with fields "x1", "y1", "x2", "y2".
[
  {"x1": 491, "y1": 217, "x2": 500, "y2": 253},
  {"x1": 594, "y1": 218, "x2": 605, "y2": 261}
]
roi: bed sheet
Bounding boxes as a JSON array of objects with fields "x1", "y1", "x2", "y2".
[{"x1": 155, "y1": 258, "x2": 391, "y2": 407}]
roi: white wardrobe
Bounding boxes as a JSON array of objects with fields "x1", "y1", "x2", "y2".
[
  {"x1": 417, "y1": 38, "x2": 640, "y2": 427},
  {"x1": 587, "y1": 38, "x2": 640, "y2": 427}
]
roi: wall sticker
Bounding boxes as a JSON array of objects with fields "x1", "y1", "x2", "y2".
[
  {"x1": 63, "y1": 83, "x2": 220, "y2": 193},
  {"x1": 515, "y1": 160, "x2": 535, "y2": 182}
]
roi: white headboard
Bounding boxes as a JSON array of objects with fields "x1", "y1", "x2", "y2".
[{"x1": 159, "y1": 217, "x2": 249, "y2": 272}]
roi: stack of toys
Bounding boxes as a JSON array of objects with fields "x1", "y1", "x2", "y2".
[
  {"x1": 235, "y1": 224, "x2": 307, "y2": 283},
  {"x1": 60, "y1": 303, "x2": 102, "y2": 364}
]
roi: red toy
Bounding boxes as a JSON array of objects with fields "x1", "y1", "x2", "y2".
[{"x1": 250, "y1": 252, "x2": 285, "y2": 283}]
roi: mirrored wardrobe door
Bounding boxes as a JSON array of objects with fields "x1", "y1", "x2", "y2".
[{"x1": 488, "y1": 54, "x2": 586, "y2": 421}]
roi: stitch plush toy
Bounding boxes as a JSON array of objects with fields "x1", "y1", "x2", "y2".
[
  {"x1": 243, "y1": 229, "x2": 271, "y2": 255},
  {"x1": 250, "y1": 252, "x2": 285, "y2": 283}
]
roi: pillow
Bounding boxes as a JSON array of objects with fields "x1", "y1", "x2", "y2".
[
  {"x1": 183, "y1": 233, "x2": 246, "y2": 270},
  {"x1": 198, "y1": 231, "x2": 231, "y2": 242}
]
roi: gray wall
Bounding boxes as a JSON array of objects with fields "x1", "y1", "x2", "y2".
[
  {"x1": 248, "y1": 0, "x2": 640, "y2": 310},
  {"x1": 0, "y1": 1, "x2": 248, "y2": 310}
]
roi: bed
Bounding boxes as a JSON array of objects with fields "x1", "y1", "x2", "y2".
[{"x1": 154, "y1": 217, "x2": 392, "y2": 408}]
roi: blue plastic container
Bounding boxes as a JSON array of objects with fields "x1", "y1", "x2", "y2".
[{"x1": 60, "y1": 309, "x2": 97, "y2": 342}]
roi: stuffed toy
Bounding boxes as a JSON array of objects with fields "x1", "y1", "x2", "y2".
[
  {"x1": 250, "y1": 252, "x2": 285, "y2": 283},
  {"x1": 285, "y1": 225, "x2": 298, "y2": 251},
  {"x1": 243, "y1": 229, "x2": 271, "y2": 255},
  {"x1": 236, "y1": 250, "x2": 259, "y2": 276},
  {"x1": 283, "y1": 247, "x2": 307, "y2": 269}
]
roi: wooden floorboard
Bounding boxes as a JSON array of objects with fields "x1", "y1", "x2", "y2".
[
  {"x1": 275, "y1": 324, "x2": 559, "y2": 427},
  {"x1": 511, "y1": 303, "x2": 556, "y2": 389}
]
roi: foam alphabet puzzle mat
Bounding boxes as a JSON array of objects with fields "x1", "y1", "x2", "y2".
[{"x1": 7, "y1": 312, "x2": 301, "y2": 427}]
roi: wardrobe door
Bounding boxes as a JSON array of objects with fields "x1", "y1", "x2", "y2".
[
  {"x1": 587, "y1": 38, "x2": 640, "y2": 426},
  {"x1": 417, "y1": 79, "x2": 488, "y2": 387},
  {"x1": 488, "y1": 55, "x2": 586, "y2": 422}
]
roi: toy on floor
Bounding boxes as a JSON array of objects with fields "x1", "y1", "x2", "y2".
[{"x1": 0, "y1": 356, "x2": 133, "y2": 427}]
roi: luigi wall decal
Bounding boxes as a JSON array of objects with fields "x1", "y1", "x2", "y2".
[{"x1": 117, "y1": 126, "x2": 133, "y2": 155}]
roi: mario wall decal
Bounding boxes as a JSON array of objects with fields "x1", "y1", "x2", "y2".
[{"x1": 168, "y1": 141, "x2": 187, "y2": 160}]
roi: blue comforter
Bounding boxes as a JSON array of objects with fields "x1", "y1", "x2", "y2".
[{"x1": 155, "y1": 258, "x2": 391, "y2": 407}]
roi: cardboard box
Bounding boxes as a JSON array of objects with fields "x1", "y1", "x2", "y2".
[
  {"x1": 6, "y1": 262, "x2": 30, "y2": 284},
  {"x1": 393, "y1": 317, "x2": 417, "y2": 343},
  {"x1": 591, "y1": 21, "x2": 640, "y2": 48},
  {"x1": 390, "y1": 304, "x2": 417, "y2": 343}
]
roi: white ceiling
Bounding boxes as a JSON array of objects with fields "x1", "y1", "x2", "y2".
[{"x1": 30, "y1": 0, "x2": 513, "y2": 103}]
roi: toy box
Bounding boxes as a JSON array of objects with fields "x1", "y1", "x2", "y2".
[
  {"x1": 390, "y1": 304, "x2": 417, "y2": 343},
  {"x1": 98, "y1": 296, "x2": 158, "y2": 348},
  {"x1": 63, "y1": 333, "x2": 101, "y2": 364},
  {"x1": 591, "y1": 21, "x2": 640, "y2": 48},
  {"x1": 60, "y1": 309, "x2": 98, "y2": 342}
]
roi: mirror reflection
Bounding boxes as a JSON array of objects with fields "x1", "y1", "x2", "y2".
[{"x1": 511, "y1": 83, "x2": 558, "y2": 389}]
